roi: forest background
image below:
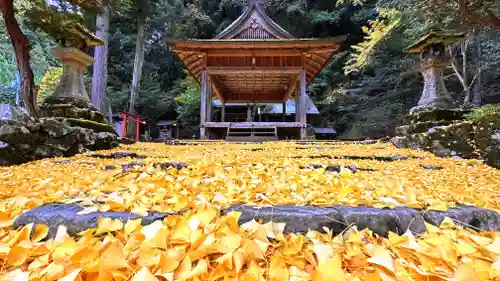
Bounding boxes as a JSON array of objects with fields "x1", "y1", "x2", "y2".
[{"x1": 1, "y1": 0, "x2": 499, "y2": 139}]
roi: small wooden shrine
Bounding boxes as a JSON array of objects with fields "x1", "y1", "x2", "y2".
[{"x1": 168, "y1": 0, "x2": 344, "y2": 140}]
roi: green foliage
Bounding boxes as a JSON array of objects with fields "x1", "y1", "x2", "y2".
[
  {"x1": 23, "y1": 0, "x2": 103, "y2": 50},
  {"x1": 0, "y1": 86, "x2": 16, "y2": 104},
  {"x1": 37, "y1": 67, "x2": 63, "y2": 105},
  {"x1": 175, "y1": 73, "x2": 201, "y2": 130},
  {"x1": 0, "y1": 15, "x2": 58, "y2": 85},
  {"x1": 465, "y1": 104, "x2": 500, "y2": 122},
  {"x1": 344, "y1": 8, "x2": 402, "y2": 74}
]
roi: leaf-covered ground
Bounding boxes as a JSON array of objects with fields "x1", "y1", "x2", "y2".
[{"x1": 1, "y1": 141, "x2": 500, "y2": 280}]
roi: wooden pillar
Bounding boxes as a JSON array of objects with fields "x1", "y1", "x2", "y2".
[
  {"x1": 282, "y1": 102, "x2": 286, "y2": 122},
  {"x1": 206, "y1": 79, "x2": 212, "y2": 122},
  {"x1": 295, "y1": 81, "x2": 300, "y2": 122},
  {"x1": 221, "y1": 101, "x2": 225, "y2": 122},
  {"x1": 299, "y1": 71, "x2": 307, "y2": 139},
  {"x1": 200, "y1": 70, "x2": 207, "y2": 139}
]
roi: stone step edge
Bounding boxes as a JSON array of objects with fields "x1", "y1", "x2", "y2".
[{"x1": 12, "y1": 203, "x2": 500, "y2": 240}]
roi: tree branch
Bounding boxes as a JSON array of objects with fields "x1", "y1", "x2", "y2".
[
  {"x1": 459, "y1": 0, "x2": 500, "y2": 30},
  {"x1": 447, "y1": 46, "x2": 468, "y2": 90}
]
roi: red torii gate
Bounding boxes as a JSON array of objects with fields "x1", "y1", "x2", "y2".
[{"x1": 120, "y1": 112, "x2": 146, "y2": 142}]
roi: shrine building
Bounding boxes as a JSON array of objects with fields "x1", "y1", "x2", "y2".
[{"x1": 167, "y1": 0, "x2": 344, "y2": 141}]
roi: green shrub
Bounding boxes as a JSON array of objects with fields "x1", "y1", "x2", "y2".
[{"x1": 465, "y1": 104, "x2": 500, "y2": 122}]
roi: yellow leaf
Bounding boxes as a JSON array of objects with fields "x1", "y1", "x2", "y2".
[
  {"x1": 3, "y1": 269, "x2": 29, "y2": 281},
  {"x1": 242, "y1": 261, "x2": 266, "y2": 281},
  {"x1": 311, "y1": 254, "x2": 345, "y2": 281},
  {"x1": 241, "y1": 219, "x2": 260, "y2": 233},
  {"x1": 125, "y1": 219, "x2": 142, "y2": 237},
  {"x1": 367, "y1": 247, "x2": 395, "y2": 274},
  {"x1": 32, "y1": 224, "x2": 49, "y2": 242},
  {"x1": 71, "y1": 247, "x2": 99, "y2": 270},
  {"x1": 262, "y1": 221, "x2": 286, "y2": 240},
  {"x1": 0, "y1": 211, "x2": 13, "y2": 228},
  {"x1": 155, "y1": 272, "x2": 174, "y2": 281},
  {"x1": 289, "y1": 266, "x2": 310, "y2": 281},
  {"x1": 138, "y1": 244, "x2": 160, "y2": 267},
  {"x1": 8, "y1": 223, "x2": 32, "y2": 246},
  {"x1": 131, "y1": 267, "x2": 159, "y2": 281},
  {"x1": 96, "y1": 218, "x2": 123, "y2": 235},
  {"x1": 52, "y1": 238, "x2": 78, "y2": 263},
  {"x1": 41, "y1": 262, "x2": 65, "y2": 281},
  {"x1": 233, "y1": 250, "x2": 245, "y2": 273},
  {"x1": 100, "y1": 243, "x2": 130, "y2": 270},
  {"x1": 150, "y1": 227, "x2": 168, "y2": 250},
  {"x1": 196, "y1": 206, "x2": 218, "y2": 226},
  {"x1": 244, "y1": 238, "x2": 270, "y2": 260},
  {"x1": 426, "y1": 201, "x2": 448, "y2": 212},
  {"x1": 184, "y1": 258, "x2": 208, "y2": 280},
  {"x1": 439, "y1": 217, "x2": 457, "y2": 229},
  {"x1": 455, "y1": 240, "x2": 476, "y2": 255},
  {"x1": 453, "y1": 263, "x2": 479, "y2": 281},
  {"x1": 283, "y1": 235, "x2": 304, "y2": 256},
  {"x1": 189, "y1": 234, "x2": 216, "y2": 261},
  {"x1": 174, "y1": 256, "x2": 192, "y2": 280},
  {"x1": 312, "y1": 239, "x2": 333, "y2": 264},
  {"x1": 224, "y1": 211, "x2": 242, "y2": 231},
  {"x1": 58, "y1": 268, "x2": 82, "y2": 281},
  {"x1": 485, "y1": 237, "x2": 500, "y2": 254},
  {"x1": 6, "y1": 243, "x2": 31, "y2": 267},
  {"x1": 216, "y1": 235, "x2": 241, "y2": 253},
  {"x1": 29, "y1": 254, "x2": 50, "y2": 270},
  {"x1": 269, "y1": 256, "x2": 290, "y2": 281},
  {"x1": 160, "y1": 252, "x2": 180, "y2": 273},
  {"x1": 142, "y1": 220, "x2": 165, "y2": 241}
]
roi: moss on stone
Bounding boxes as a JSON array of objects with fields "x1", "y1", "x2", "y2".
[
  {"x1": 40, "y1": 104, "x2": 73, "y2": 109},
  {"x1": 54, "y1": 118, "x2": 115, "y2": 133},
  {"x1": 42, "y1": 96, "x2": 93, "y2": 109},
  {"x1": 402, "y1": 109, "x2": 469, "y2": 125}
]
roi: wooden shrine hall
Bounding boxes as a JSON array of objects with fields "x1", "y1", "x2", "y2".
[{"x1": 167, "y1": 0, "x2": 344, "y2": 140}]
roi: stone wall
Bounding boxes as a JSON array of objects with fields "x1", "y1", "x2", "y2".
[
  {"x1": 0, "y1": 105, "x2": 119, "y2": 165},
  {"x1": 391, "y1": 108, "x2": 500, "y2": 168}
]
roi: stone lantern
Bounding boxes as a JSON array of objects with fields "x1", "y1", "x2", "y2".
[
  {"x1": 38, "y1": 22, "x2": 115, "y2": 134},
  {"x1": 407, "y1": 31, "x2": 465, "y2": 114}
]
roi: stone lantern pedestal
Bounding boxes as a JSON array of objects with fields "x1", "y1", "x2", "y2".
[
  {"x1": 51, "y1": 47, "x2": 93, "y2": 104},
  {"x1": 410, "y1": 44, "x2": 455, "y2": 114},
  {"x1": 39, "y1": 47, "x2": 115, "y2": 133}
]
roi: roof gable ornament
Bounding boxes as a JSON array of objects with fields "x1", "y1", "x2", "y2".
[{"x1": 215, "y1": 0, "x2": 294, "y2": 39}]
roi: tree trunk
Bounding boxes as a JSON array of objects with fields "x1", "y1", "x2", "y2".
[
  {"x1": 0, "y1": 0, "x2": 38, "y2": 117},
  {"x1": 91, "y1": 4, "x2": 110, "y2": 112},
  {"x1": 127, "y1": 20, "x2": 147, "y2": 137},
  {"x1": 472, "y1": 28, "x2": 482, "y2": 106},
  {"x1": 460, "y1": 39, "x2": 471, "y2": 106}
]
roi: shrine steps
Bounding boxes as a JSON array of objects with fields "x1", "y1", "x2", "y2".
[{"x1": 226, "y1": 123, "x2": 278, "y2": 142}]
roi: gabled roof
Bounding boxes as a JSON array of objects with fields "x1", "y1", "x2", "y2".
[{"x1": 215, "y1": 0, "x2": 293, "y2": 39}]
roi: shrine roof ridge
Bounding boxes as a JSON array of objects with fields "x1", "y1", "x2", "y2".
[{"x1": 215, "y1": 0, "x2": 293, "y2": 39}]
